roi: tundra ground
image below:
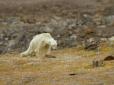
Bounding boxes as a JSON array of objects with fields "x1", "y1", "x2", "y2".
[{"x1": 0, "y1": 44, "x2": 114, "y2": 85}]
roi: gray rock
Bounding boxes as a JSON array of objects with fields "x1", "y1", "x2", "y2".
[
  {"x1": 105, "y1": 15, "x2": 114, "y2": 26},
  {"x1": 7, "y1": 40, "x2": 17, "y2": 51},
  {"x1": 70, "y1": 34, "x2": 77, "y2": 40},
  {"x1": 0, "y1": 15, "x2": 109, "y2": 53},
  {"x1": 41, "y1": 26, "x2": 53, "y2": 33},
  {"x1": 84, "y1": 37, "x2": 99, "y2": 50}
]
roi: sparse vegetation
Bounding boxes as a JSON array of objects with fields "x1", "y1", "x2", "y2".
[
  {"x1": 0, "y1": 44, "x2": 114, "y2": 85},
  {"x1": 0, "y1": 0, "x2": 114, "y2": 85}
]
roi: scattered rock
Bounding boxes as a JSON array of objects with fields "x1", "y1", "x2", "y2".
[
  {"x1": 45, "y1": 55, "x2": 56, "y2": 58},
  {"x1": 7, "y1": 40, "x2": 18, "y2": 51},
  {"x1": 92, "y1": 59, "x2": 104, "y2": 68},
  {"x1": 104, "y1": 55, "x2": 114, "y2": 61},
  {"x1": 104, "y1": 15, "x2": 114, "y2": 26},
  {"x1": 0, "y1": 13, "x2": 114, "y2": 53},
  {"x1": 84, "y1": 37, "x2": 100, "y2": 50},
  {"x1": 69, "y1": 73, "x2": 77, "y2": 76}
]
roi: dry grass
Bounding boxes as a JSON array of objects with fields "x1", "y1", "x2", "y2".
[{"x1": 0, "y1": 43, "x2": 114, "y2": 85}]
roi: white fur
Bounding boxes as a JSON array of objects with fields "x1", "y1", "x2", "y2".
[
  {"x1": 20, "y1": 33, "x2": 57, "y2": 59},
  {"x1": 108, "y1": 36, "x2": 114, "y2": 45}
]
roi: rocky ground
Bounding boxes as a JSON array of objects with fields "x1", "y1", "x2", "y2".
[
  {"x1": 0, "y1": 0, "x2": 114, "y2": 53},
  {"x1": 0, "y1": 0, "x2": 114, "y2": 85}
]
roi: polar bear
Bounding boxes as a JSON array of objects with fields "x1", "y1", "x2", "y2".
[{"x1": 20, "y1": 33, "x2": 57, "y2": 60}]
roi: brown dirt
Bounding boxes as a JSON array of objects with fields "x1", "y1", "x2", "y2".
[{"x1": 0, "y1": 46, "x2": 114, "y2": 85}]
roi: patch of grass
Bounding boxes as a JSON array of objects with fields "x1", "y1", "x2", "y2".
[
  {"x1": 77, "y1": 50, "x2": 97, "y2": 57},
  {"x1": 104, "y1": 61, "x2": 114, "y2": 69},
  {"x1": 0, "y1": 64, "x2": 13, "y2": 72}
]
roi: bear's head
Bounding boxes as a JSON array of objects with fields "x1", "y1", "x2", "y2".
[
  {"x1": 50, "y1": 40, "x2": 57, "y2": 50},
  {"x1": 44, "y1": 38, "x2": 57, "y2": 50}
]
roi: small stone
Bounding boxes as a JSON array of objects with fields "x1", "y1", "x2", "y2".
[
  {"x1": 5, "y1": 37, "x2": 9, "y2": 41},
  {"x1": 104, "y1": 55, "x2": 114, "y2": 61},
  {"x1": 69, "y1": 73, "x2": 77, "y2": 76},
  {"x1": 92, "y1": 59, "x2": 104, "y2": 68},
  {"x1": 45, "y1": 55, "x2": 56, "y2": 58}
]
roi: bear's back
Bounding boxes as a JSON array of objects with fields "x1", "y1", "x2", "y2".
[
  {"x1": 34, "y1": 33, "x2": 51, "y2": 39},
  {"x1": 31, "y1": 33, "x2": 52, "y2": 44}
]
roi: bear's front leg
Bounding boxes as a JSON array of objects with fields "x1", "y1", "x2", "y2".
[{"x1": 46, "y1": 45, "x2": 51, "y2": 55}]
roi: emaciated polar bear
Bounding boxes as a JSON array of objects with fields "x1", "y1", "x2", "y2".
[{"x1": 20, "y1": 33, "x2": 57, "y2": 59}]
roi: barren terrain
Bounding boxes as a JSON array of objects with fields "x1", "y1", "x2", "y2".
[
  {"x1": 0, "y1": 44, "x2": 114, "y2": 85},
  {"x1": 0, "y1": 0, "x2": 114, "y2": 85}
]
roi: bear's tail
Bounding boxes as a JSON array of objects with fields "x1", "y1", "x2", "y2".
[{"x1": 20, "y1": 45, "x2": 33, "y2": 57}]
